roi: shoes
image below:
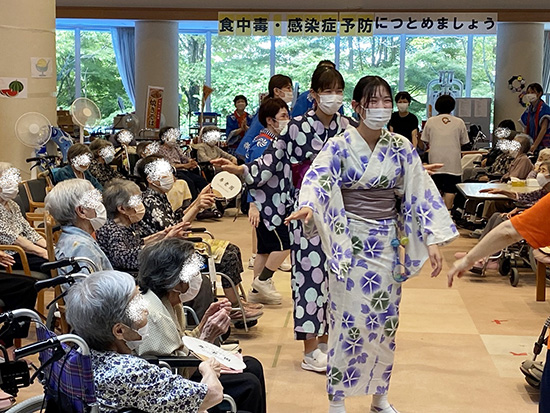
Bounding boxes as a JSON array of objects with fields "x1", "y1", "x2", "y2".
[
  {"x1": 470, "y1": 229, "x2": 483, "y2": 238},
  {"x1": 241, "y1": 300, "x2": 264, "y2": 311},
  {"x1": 233, "y1": 319, "x2": 258, "y2": 329},
  {"x1": 196, "y1": 209, "x2": 217, "y2": 220},
  {"x1": 370, "y1": 405, "x2": 400, "y2": 413},
  {"x1": 301, "y1": 348, "x2": 327, "y2": 373},
  {"x1": 317, "y1": 343, "x2": 328, "y2": 354},
  {"x1": 248, "y1": 255, "x2": 256, "y2": 269},
  {"x1": 229, "y1": 306, "x2": 263, "y2": 322},
  {"x1": 249, "y1": 278, "x2": 282, "y2": 305},
  {"x1": 278, "y1": 260, "x2": 291, "y2": 272}
]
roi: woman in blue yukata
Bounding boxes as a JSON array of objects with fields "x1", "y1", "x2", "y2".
[
  {"x1": 213, "y1": 66, "x2": 356, "y2": 373},
  {"x1": 286, "y1": 76, "x2": 458, "y2": 413}
]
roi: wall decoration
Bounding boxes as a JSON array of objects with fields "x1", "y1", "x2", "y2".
[
  {"x1": 31, "y1": 57, "x2": 53, "y2": 78},
  {"x1": 0, "y1": 77, "x2": 28, "y2": 98}
]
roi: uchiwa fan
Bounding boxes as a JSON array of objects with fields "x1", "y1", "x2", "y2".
[
  {"x1": 70, "y1": 97, "x2": 101, "y2": 143},
  {"x1": 14, "y1": 112, "x2": 52, "y2": 148}
]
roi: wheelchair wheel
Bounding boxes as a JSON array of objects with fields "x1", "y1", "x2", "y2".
[
  {"x1": 499, "y1": 257, "x2": 511, "y2": 276},
  {"x1": 510, "y1": 268, "x2": 520, "y2": 287},
  {"x1": 6, "y1": 395, "x2": 45, "y2": 413}
]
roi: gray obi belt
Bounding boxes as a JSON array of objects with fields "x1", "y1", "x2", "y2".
[{"x1": 342, "y1": 188, "x2": 398, "y2": 220}]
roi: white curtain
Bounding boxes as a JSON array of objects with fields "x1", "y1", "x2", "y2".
[
  {"x1": 111, "y1": 27, "x2": 136, "y2": 107},
  {"x1": 543, "y1": 31, "x2": 550, "y2": 95}
]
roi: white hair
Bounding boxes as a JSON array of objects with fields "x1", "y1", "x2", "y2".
[{"x1": 45, "y1": 179, "x2": 94, "y2": 226}]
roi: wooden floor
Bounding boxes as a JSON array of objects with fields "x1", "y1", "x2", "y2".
[{"x1": 13, "y1": 210, "x2": 549, "y2": 412}]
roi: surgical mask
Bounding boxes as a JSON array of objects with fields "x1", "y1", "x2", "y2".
[
  {"x1": 274, "y1": 119, "x2": 290, "y2": 135},
  {"x1": 536, "y1": 172, "x2": 550, "y2": 187},
  {"x1": 360, "y1": 107, "x2": 392, "y2": 130},
  {"x1": 282, "y1": 91, "x2": 294, "y2": 104},
  {"x1": 73, "y1": 163, "x2": 89, "y2": 173},
  {"x1": 158, "y1": 175, "x2": 175, "y2": 192},
  {"x1": 0, "y1": 184, "x2": 19, "y2": 201},
  {"x1": 103, "y1": 153, "x2": 114, "y2": 164},
  {"x1": 525, "y1": 93, "x2": 538, "y2": 104},
  {"x1": 124, "y1": 322, "x2": 149, "y2": 351},
  {"x1": 397, "y1": 102, "x2": 409, "y2": 113},
  {"x1": 318, "y1": 95, "x2": 343, "y2": 115},
  {"x1": 128, "y1": 203, "x2": 146, "y2": 223},
  {"x1": 177, "y1": 274, "x2": 202, "y2": 303},
  {"x1": 89, "y1": 204, "x2": 107, "y2": 231}
]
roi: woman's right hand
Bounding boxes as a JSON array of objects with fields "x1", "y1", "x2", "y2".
[
  {"x1": 210, "y1": 158, "x2": 244, "y2": 175},
  {"x1": 196, "y1": 185, "x2": 217, "y2": 210},
  {"x1": 199, "y1": 358, "x2": 222, "y2": 378},
  {"x1": 248, "y1": 204, "x2": 260, "y2": 228},
  {"x1": 0, "y1": 251, "x2": 15, "y2": 268},
  {"x1": 199, "y1": 309, "x2": 231, "y2": 343},
  {"x1": 284, "y1": 207, "x2": 313, "y2": 226}
]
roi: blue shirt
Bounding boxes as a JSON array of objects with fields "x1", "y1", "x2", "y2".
[
  {"x1": 52, "y1": 165, "x2": 103, "y2": 191},
  {"x1": 55, "y1": 226, "x2": 113, "y2": 275},
  {"x1": 520, "y1": 100, "x2": 550, "y2": 148},
  {"x1": 235, "y1": 114, "x2": 263, "y2": 157}
]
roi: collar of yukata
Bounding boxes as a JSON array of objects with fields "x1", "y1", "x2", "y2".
[
  {"x1": 144, "y1": 141, "x2": 160, "y2": 156},
  {"x1": 117, "y1": 130, "x2": 134, "y2": 145},
  {"x1": 127, "y1": 194, "x2": 142, "y2": 208},
  {"x1": 202, "y1": 130, "x2": 221, "y2": 144},
  {"x1": 71, "y1": 153, "x2": 92, "y2": 168},
  {"x1": 162, "y1": 128, "x2": 181, "y2": 143},
  {"x1": 0, "y1": 167, "x2": 21, "y2": 189},
  {"x1": 99, "y1": 146, "x2": 115, "y2": 159},
  {"x1": 179, "y1": 253, "x2": 204, "y2": 283},
  {"x1": 77, "y1": 188, "x2": 103, "y2": 210},
  {"x1": 144, "y1": 158, "x2": 172, "y2": 182},
  {"x1": 125, "y1": 293, "x2": 147, "y2": 324}
]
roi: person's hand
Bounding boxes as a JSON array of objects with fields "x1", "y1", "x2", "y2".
[
  {"x1": 0, "y1": 251, "x2": 15, "y2": 268},
  {"x1": 199, "y1": 309, "x2": 231, "y2": 343},
  {"x1": 248, "y1": 204, "x2": 260, "y2": 228},
  {"x1": 37, "y1": 248, "x2": 49, "y2": 261},
  {"x1": 196, "y1": 185, "x2": 217, "y2": 210},
  {"x1": 202, "y1": 298, "x2": 232, "y2": 320},
  {"x1": 428, "y1": 244, "x2": 442, "y2": 278},
  {"x1": 479, "y1": 188, "x2": 503, "y2": 194},
  {"x1": 423, "y1": 163, "x2": 444, "y2": 175},
  {"x1": 183, "y1": 160, "x2": 198, "y2": 170},
  {"x1": 284, "y1": 207, "x2": 313, "y2": 226},
  {"x1": 533, "y1": 249, "x2": 550, "y2": 265},
  {"x1": 165, "y1": 221, "x2": 191, "y2": 238},
  {"x1": 530, "y1": 145, "x2": 537, "y2": 153},
  {"x1": 199, "y1": 358, "x2": 222, "y2": 378},
  {"x1": 210, "y1": 158, "x2": 244, "y2": 175},
  {"x1": 504, "y1": 208, "x2": 519, "y2": 219},
  {"x1": 447, "y1": 257, "x2": 473, "y2": 287}
]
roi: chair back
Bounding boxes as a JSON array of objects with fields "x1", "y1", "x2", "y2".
[{"x1": 23, "y1": 177, "x2": 51, "y2": 212}]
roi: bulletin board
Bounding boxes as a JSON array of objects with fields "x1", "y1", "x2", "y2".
[{"x1": 454, "y1": 97, "x2": 492, "y2": 137}]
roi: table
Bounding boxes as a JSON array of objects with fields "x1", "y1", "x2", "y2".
[{"x1": 456, "y1": 182, "x2": 540, "y2": 201}]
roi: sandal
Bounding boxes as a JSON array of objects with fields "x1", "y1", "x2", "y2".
[{"x1": 0, "y1": 391, "x2": 16, "y2": 412}]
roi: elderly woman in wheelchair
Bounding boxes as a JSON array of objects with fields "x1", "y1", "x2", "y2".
[
  {"x1": 65, "y1": 270, "x2": 224, "y2": 413},
  {"x1": 136, "y1": 238, "x2": 266, "y2": 413}
]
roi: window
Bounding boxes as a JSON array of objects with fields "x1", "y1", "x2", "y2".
[{"x1": 56, "y1": 29, "x2": 76, "y2": 110}]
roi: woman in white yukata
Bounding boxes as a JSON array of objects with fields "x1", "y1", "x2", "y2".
[{"x1": 287, "y1": 76, "x2": 458, "y2": 413}]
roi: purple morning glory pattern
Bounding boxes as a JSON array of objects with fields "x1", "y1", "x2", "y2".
[{"x1": 299, "y1": 126, "x2": 458, "y2": 399}]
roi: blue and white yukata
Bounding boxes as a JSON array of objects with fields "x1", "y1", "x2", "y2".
[
  {"x1": 298, "y1": 126, "x2": 457, "y2": 400},
  {"x1": 243, "y1": 110, "x2": 357, "y2": 339}
]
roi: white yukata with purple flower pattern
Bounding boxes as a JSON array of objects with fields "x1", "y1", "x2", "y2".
[{"x1": 298, "y1": 126, "x2": 457, "y2": 400}]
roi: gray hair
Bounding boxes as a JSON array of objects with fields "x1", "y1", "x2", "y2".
[
  {"x1": 0, "y1": 162, "x2": 14, "y2": 177},
  {"x1": 103, "y1": 179, "x2": 141, "y2": 219},
  {"x1": 65, "y1": 270, "x2": 136, "y2": 351},
  {"x1": 514, "y1": 134, "x2": 531, "y2": 154},
  {"x1": 45, "y1": 179, "x2": 94, "y2": 226},
  {"x1": 138, "y1": 238, "x2": 196, "y2": 297}
]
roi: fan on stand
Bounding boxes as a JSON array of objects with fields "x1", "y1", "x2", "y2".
[
  {"x1": 15, "y1": 112, "x2": 52, "y2": 149},
  {"x1": 70, "y1": 97, "x2": 101, "y2": 143}
]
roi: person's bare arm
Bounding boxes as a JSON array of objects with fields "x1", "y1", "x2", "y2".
[
  {"x1": 197, "y1": 359, "x2": 224, "y2": 411},
  {"x1": 14, "y1": 236, "x2": 48, "y2": 259}
]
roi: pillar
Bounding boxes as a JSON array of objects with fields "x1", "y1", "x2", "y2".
[
  {"x1": 135, "y1": 21, "x2": 179, "y2": 130},
  {"x1": 0, "y1": 0, "x2": 57, "y2": 179},
  {"x1": 494, "y1": 23, "x2": 544, "y2": 131}
]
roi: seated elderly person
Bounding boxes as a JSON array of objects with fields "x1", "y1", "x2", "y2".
[
  {"x1": 527, "y1": 148, "x2": 550, "y2": 179},
  {"x1": 137, "y1": 239, "x2": 266, "y2": 413},
  {"x1": 65, "y1": 270, "x2": 223, "y2": 413},
  {"x1": 0, "y1": 163, "x2": 48, "y2": 270},
  {"x1": 45, "y1": 179, "x2": 112, "y2": 274},
  {"x1": 136, "y1": 156, "x2": 263, "y2": 322},
  {"x1": 88, "y1": 139, "x2": 124, "y2": 187},
  {"x1": 501, "y1": 134, "x2": 534, "y2": 181},
  {"x1": 52, "y1": 143, "x2": 102, "y2": 190}
]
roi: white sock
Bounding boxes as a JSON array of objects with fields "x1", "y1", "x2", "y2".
[
  {"x1": 318, "y1": 342, "x2": 328, "y2": 353},
  {"x1": 372, "y1": 394, "x2": 390, "y2": 410},
  {"x1": 328, "y1": 399, "x2": 346, "y2": 413}
]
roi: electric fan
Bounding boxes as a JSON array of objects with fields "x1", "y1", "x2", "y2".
[
  {"x1": 14, "y1": 112, "x2": 52, "y2": 148},
  {"x1": 70, "y1": 97, "x2": 101, "y2": 143}
]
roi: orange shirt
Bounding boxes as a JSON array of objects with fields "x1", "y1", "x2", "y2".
[{"x1": 510, "y1": 192, "x2": 550, "y2": 249}]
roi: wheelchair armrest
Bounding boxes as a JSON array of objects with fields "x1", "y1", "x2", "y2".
[
  {"x1": 189, "y1": 227, "x2": 207, "y2": 233},
  {"x1": 143, "y1": 355, "x2": 202, "y2": 368},
  {"x1": 185, "y1": 237, "x2": 205, "y2": 243}
]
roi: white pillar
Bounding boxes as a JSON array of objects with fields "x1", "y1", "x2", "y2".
[
  {"x1": 494, "y1": 23, "x2": 544, "y2": 130},
  {"x1": 0, "y1": 0, "x2": 56, "y2": 179},
  {"x1": 135, "y1": 21, "x2": 179, "y2": 130}
]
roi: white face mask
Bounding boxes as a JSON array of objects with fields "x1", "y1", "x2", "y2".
[
  {"x1": 177, "y1": 274, "x2": 202, "y2": 303},
  {"x1": 536, "y1": 172, "x2": 550, "y2": 187},
  {"x1": 73, "y1": 164, "x2": 89, "y2": 173},
  {"x1": 525, "y1": 93, "x2": 538, "y2": 104},
  {"x1": 124, "y1": 322, "x2": 149, "y2": 351},
  {"x1": 397, "y1": 102, "x2": 409, "y2": 113},
  {"x1": 282, "y1": 91, "x2": 294, "y2": 104},
  {"x1": 274, "y1": 119, "x2": 290, "y2": 135},
  {"x1": 360, "y1": 107, "x2": 392, "y2": 130},
  {"x1": 0, "y1": 185, "x2": 19, "y2": 201},
  {"x1": 317, "y1": 94, "x2": 343, "y2": 116},
  {"x1": 158, "y1": 175, "x2": 175, "y2": 192},
  {"x1": 88, "y1": 203, "x2": 107, "y2": 231}
]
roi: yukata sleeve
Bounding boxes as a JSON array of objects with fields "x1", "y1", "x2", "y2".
[
  {"x1": 242, "y1": 138, "x2": 289, "y2": 188},
  {"x1": 397, "y1": 139, "x2": 458, "y2": 277},
  {"x1": 298, "y1": 137, "x2": 353, "y2": 279}
]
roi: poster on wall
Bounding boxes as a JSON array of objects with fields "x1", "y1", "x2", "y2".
[
  {"x1": 145, "y1": 86, "x2": 164, "y2": 129},
  {"x1": 31, "y1": 57, "x2": 53, "y2": 78},
  {"x1": 0, "y1": 77, "x2": 27, "y2": 98}
]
